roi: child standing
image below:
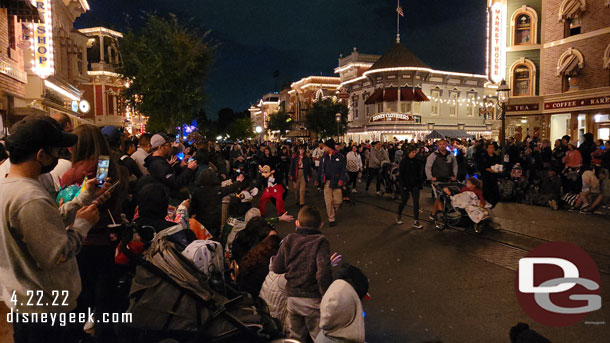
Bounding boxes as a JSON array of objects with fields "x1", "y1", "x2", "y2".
[{"x1": 272, "y1": 206, "x2": 332, "y2": 342}]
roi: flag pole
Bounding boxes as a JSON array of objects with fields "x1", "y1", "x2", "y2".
[{"x1": 396, "y1": 0, "x2": 400, "y2": 43}]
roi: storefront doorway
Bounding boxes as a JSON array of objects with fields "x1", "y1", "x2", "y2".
[{"x1": 550, "y1": 113, "x2": 571, "y2": 142}]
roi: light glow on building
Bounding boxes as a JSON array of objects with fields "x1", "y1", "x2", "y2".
[
  {"x1": 44, "y1": 80, "x2": 81, "y2": 101},
  {"x1": 79, "y1": 27, "x2": 123, "y2": 38},
  {"x1": 488, "y1": 1, "x2": 507, "y2": 83},
  {"x1": 334, "y1": 62, "x2": 374, "y2": 74}
]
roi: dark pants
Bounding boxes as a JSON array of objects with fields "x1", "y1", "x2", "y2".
[
  {"x1": 397, "y1": 187, "x2": 420, "y2": 220},
  {"x1": 348, "y1": 171, "x2": 359, "y2": 189},
  {"x1": 366, "y1": 167, "x2": 380, "y2": 192},
  {"x1": 76, "y1": 244, "x2": 123, "y2": 343}
]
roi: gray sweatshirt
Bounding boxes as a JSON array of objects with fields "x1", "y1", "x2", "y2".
[{"x1": 0, "y1": 177, "x2": 94, "y2": 313}]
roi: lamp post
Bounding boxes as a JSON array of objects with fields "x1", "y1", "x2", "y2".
[
  {"x1": 255, "y1": 126, "x2": 263, "y2": 144},
  {"x1": 497, "y1": 80, "x2": 510, "y2": 158},
  {"x1": 335, "y1": 113, "x2": 341, "y2": 142}
]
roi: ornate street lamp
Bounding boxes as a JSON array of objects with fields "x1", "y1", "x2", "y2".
[{"x1": 497, "y1": 80, "x2": 510, "y2": 157}]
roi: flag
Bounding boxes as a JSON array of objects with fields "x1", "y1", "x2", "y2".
[{"x1": 396, "y1": 5, "x2": 404, "y2": 17}]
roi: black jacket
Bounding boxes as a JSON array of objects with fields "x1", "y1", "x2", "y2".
[
  {"x1": 144, "y1": 155, "x2": 195, "y2": 200},
  {"x1": 318, "y1": 151, "x2": 347, "y2": 189},
  {"x1": 289, "y1": 154, "x2": 313, "y2": 181},
  {"x1": 399, "y1": 156, "x2": 424, "y2": 189},
  {"x1": 190, "y1": 168, "x2": 241, "y2": 237}
]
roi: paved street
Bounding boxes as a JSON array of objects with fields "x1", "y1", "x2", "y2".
[
  {"x1": 1, "y1": 182, "x2": 609, "y2": 342},
  {"x1": 272, "y1": 181, "x2": 610, "y2": 343}
]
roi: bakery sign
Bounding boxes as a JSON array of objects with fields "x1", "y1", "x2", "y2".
[
  {"x1": 370, "y1": 112, "x2": 420, "y2": 123},
  {"x1": 544, "y1": 95, "x2": 610, "y2": 110},
  {"x1": 507, "y1": 103, "x2": 539, "y2": 112}
]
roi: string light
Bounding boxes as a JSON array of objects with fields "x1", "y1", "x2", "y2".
[
  {"x1": 79, "y1": 27, "x2": 123, "y2": 38},
  {"x1": 334, "y1": 62, "x2": 374, "y2": 74}
]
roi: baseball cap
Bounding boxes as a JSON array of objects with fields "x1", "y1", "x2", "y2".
[
  {"x1": 6, "y1": 116, "x2": 77, "y2": 153},
  {"x1": 150, "y1": 134, "x2": 167, "y2": 149}
]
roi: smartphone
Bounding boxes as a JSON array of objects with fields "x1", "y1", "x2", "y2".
[
  {"x1": 176, "y1": 152, "x2": 185, "y2": 161},
  {"x1": 95, "y1": 155, "x2": 110, "y2": 188},
  {"x1": 236, "y1": 168, "x2": 242, "y2": 174},
  {"x1": 94, "y1": 181, "x2": 120, "y2": 206},
  {"x1": 188, "y1": 157, "x2": 195, "y2": 163}
]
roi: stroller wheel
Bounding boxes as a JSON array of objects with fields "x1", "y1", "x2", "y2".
[{"x1": 434, "y1": 212, "x2": 446, "y2": 231}]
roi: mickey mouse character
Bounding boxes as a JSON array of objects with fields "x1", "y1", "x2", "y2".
[{"x1": 257, "y1": 164, "x2": 286, "y2": 216}]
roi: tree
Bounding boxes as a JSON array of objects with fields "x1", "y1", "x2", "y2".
[
  {"x1": 305, "y1": 99, "x2": 348, "y2": 139},
  {"x1": 228, "y1": 117, "x2": 255, "y2": 140},
  {"x1": 267, "y1": 110, "x2": 293, "y2": 136},
  {"x1": 119, "y1": 14, "x2": 214, "y2": 134}
]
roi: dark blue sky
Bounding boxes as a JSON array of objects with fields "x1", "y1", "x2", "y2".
[{"x1": 75, "y1": 0, "x2": 487, "y2": 117}]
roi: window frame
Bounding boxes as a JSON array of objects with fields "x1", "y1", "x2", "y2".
[
  {"x1": 430, "y1": 88, "x2": 441, "y2": 116},
  {"x1": 511, "y1": 6, "x2": 539, "y2": 46}
]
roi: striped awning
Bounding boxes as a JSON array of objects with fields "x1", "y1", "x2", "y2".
[{"x1": 1, "y1": 0, "x2": 42, "y2": 22}]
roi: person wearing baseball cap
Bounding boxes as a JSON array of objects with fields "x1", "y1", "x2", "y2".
[
  {"x1": 317, "y1": 138, "x2": 347, "y2": 226},
  {"x1": 0, "y1": 117, "x2": 101, "y2": 341},
  {"x1": 142, "y1": 133, "x2": 198, "y2": 202}
]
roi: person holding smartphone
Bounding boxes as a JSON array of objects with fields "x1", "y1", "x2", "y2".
[{"x1": 0, "y1": 117, "x2": 101, "y2": 342}]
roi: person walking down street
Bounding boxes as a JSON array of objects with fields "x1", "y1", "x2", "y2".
[
  {"x1": 317, "y1": 139, "x2": 347, "y2": 226},
  {"x1": 396, "y1": 145, "x2": 424, "y2": 229},
  {"x1": 366, "y1": 141, "x2": 389, "y2": 195},
  {"x1": 289, "y1": 145, "x2": 313, "y2": 207},
  {"x1": 481, "y1": 143, "x2": 501, "y2": 207},
  {"x1": 346, "y1": 145, "x2": 362, "y2": 193}
]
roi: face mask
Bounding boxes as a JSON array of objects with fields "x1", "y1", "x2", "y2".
[{"x1": 40, "y1": 150, "x2": 59, "y2": 174}]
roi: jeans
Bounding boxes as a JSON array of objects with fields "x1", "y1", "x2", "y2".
[
  {"x1": 366, "y1": 167, "x2": 380, "y2": 191},
  {"x1": 397, "y1": 187, "x2": 420, "y2": 220},
  {"x1": 348, "y1": 171, "x2": 359, "y2": 189}
]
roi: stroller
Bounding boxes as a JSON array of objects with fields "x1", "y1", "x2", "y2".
[
  {"x1": 119, "y1": 225, "x2": 286, "y2": 343},
  {"x1": 431, "y1": 182, "x2": 494, "y2": 234},
  {"x1": 379, "y1": 160, "x2": 400, "y2": 199}
]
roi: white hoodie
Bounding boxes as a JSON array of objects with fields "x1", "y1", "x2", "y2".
[{"x1": 316, "y1": 279, "x2": 365, "y2": 343}]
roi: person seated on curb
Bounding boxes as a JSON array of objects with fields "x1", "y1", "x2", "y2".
[
  {"x1": 580, "y1": 168, "x2": 610, "y2": 214},
  {"x1": 572, "y1": 167, "x2": 599, "y2": 212}
]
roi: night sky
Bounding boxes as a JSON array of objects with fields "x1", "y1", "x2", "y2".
[{"x1": 75, "y1": 0, "x2": 487, "y2": 118}]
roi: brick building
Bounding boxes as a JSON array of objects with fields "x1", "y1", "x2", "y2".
[
  {"x1": 0, "y1": 1, "x2": 40, "y2": 135},
  {"x1": 541, "y1": 0, "x2": 610, "y2": 143}
]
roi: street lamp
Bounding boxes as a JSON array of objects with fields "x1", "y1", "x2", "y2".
[
  {"x1": 255, "y1": 126, "x2": 263, "y2": 134},
  {"x1": 497, "y1": 80, "x2": 510, "y2": 157},
  {"x1": 335, "y1": 113, "x2": 341, "y2": 141}
]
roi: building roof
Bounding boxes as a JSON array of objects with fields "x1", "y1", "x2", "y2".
[
  {"x1": 0, "y1": 0, "x2": 42, "y2": 22},
  {"x1": 368, "y1": 43, "x2": 429, "y2": 71}
]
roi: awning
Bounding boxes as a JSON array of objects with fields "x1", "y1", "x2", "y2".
[
  {"x1": 365, "y1": 87, "x2": 429, "y2": 104},
  {"x1": 426, "y1": 129, "x2": 474, "y2": 140},
  {"x1": 1, "y1": 0, "x2": 42, "y2": 22},
  {"x1": 364, "y1": 89, "x2": 383, "y2": 104}
]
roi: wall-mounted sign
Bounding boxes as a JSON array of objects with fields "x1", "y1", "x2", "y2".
[
  {"x1": 79, "y1": 100, "x2": 91, "y2": 113},
  {"x1": 488, "y1": 2, "x2": 506, "y2": 84},
  {"x1": 0, "y1": 59, "x2": 27, "y2": 83},
  {"x1": 544, "y1": 96, "x2": 610, "y2": 111},
  {"x1": 370, "y1": 112, "x2": 420, "y2": 123},
  {"x1": 32, "y1": 0, "x2": 54, "y2": 78},
  {"x1": 507, "y1": 104, "x2": 540, "y2": 112},
  {"x1": 71, "y1": 100, "x2": 79, "y2": 112}
]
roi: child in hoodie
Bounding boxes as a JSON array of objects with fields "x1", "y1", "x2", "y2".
[
  {"x1": 272, "y1": 205, "x2": 332, "y2": 342},
  {"x1": 316, "y1": 264, "x2": 368, "y2": 343}
]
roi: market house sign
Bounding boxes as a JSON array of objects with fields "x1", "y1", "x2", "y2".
[
  {"x1": 507, "y1": 104, "x2": 539, "y2": 112},
  {"x1": 370, "y1": 112, "x2": 420, "y2": 123},
  {"x1": 544, "y1": 96, "x2": 610, "y2": 110}
]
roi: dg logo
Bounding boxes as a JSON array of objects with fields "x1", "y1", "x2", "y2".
[{"x1": 515, "y1": 241, "x2": 602, "y2": 327}]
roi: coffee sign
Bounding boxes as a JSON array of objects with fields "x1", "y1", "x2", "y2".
[
  {"x1": 370, "y1": 112, "x2": 419, "y2": 123},
  {"x1": 544, "y1": 96, "x2": 610, "y2": 110}
]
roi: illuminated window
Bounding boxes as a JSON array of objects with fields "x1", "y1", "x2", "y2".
[
  {"x1": 449, "y1": 91, "x2": 458, "y2": 117},
  {"x1": 401, "y1": 102, "x2": 412, "y2": 113},
  {"x1": 511, "y1": 6, "x2": 538, "y2": 46},
  {"x1": 565, "y1": 17, "x2": 581, "y2": 37},
  {"x1": 515, "y1": 15, "x2": 532, "y2": 45},
  {"x1": 466, "y1": 92, "x2": 477, "y2": 116},
  {"x1": 431, "y1": 89, "x2": 441, "y2": 115},
  {"x1": 511, "y1": 58, "x2": 536, "y2": 96},
  {"x1": 413, "y1": 101, "x2": 421, "y2": 114}
]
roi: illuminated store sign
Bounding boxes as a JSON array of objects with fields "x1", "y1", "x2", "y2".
[
  {"x1": 488, "y1": 2, "x2": 506, "y2": 84},
  {"x1": 370, "y1": 112, "x2": 420, "y2": 123},
  {"x1": 31, "y1": 0, "x2": 54, "y2": 78}
]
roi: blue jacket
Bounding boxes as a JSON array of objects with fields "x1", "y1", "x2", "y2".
[{"x1": 318, "y1": 151, "x2": 347, "y2": 189}]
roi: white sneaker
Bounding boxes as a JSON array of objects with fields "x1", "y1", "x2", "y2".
[
  {"x1": 376, "y1": 191, "x2": 381, "y2": 196},
  {"x1": 396, "y1": 216, "x2": 404, "y2": 225},
  {"x1": 412, "y1": 221, "x2": 423, "y2": 229},
  {"x1": 352, "y1": 188, "x2": 357, "y2": 193}
]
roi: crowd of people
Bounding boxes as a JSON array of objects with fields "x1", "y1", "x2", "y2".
[{"x1": 0, "y1": 114, "x2": 608, "y2": 343}]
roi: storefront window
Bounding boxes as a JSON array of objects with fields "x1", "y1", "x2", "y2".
[
  {"x1": 449, "y1": 92, "x2": 458, "y2": 116},
  {"x1": 431, "y1": 89, "x2": 440, "y2": 115},
  {"x1": 466, "y1": 93, "x2": 476, "y2": 116},
  {"x1": 513, "y1": 66, "x2": 531, "y2": 96},
  {"x1": 401, "y1": 102, "x2": 412, "y2": 113},
  {"x1": 514, "y1": 14, "x2": 532, "y2": 45}
]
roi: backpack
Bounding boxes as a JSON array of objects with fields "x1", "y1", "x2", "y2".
[{"x1": 182, "y1": 240, "x2": 224, "y2": 277}]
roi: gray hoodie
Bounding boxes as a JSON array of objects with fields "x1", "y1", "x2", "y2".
[{"x1": 316, "y1": 279, "x2": 365, "y2": 343}]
